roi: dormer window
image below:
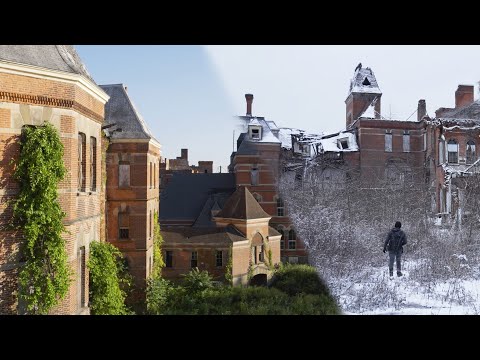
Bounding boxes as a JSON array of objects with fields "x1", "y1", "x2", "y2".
[
  {"x1": 249, "y1": 125, "x2": 262, "y2": 140},
  {"x1": 362, "y1": 77, "x2": 371, "y2": 86},
  {"x1": 337, "y1": 138, "x2": 349, "y2": 150}
]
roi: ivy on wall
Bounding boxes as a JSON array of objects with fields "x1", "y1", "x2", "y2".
[
  {"x1": 152, "y1": 212, "x2": 164, "y2": 278},
  {"x1": 12, "y1": 123, "x2": 71, "y2": 314}
]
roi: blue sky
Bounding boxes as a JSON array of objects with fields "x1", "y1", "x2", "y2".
[
  {"x1": 77, "y1": 45, "x2": 480, "y2": 172},
  {"x1": 76, "y1": 45, "x2": 235, "y2": 173}
]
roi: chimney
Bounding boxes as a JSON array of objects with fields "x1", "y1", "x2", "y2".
[
  {"x1": 181, "y1": 148, "x2": 188, "y2": 161},
  {"x1": 417, "y1": 99, "x2": 426, "y2": 121},
  {"x1": 455, "y1": 85, "x2": 474, "y2": 108},
  {"x1": 245, "y1": 94, "x2": 253, "y2": 116}
]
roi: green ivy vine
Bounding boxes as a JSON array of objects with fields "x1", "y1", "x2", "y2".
[
  {"x1": 11, "y1": 123, "x2": 71, "y2": 314},
  {"x1": 152, "y1": 211, "x2": 165, "y2": 278},
  {"x1": 88, "y1": 241, "x2": 129, "y2": 315},
  {"x1": 224, "y1": 246, "x2": 233, "y2": 285}
]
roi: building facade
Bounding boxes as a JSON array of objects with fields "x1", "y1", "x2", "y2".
[
  {"x1": 0, "y1": 45, "x2": 109, "y2": 314},
  {"x1": 100, "y1": 84, "x2": 161, "y2": 301}
]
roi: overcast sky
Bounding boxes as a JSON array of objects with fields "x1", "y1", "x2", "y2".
[{"x1": 77, "y1": 45, "x2": 480, "y2": 172}]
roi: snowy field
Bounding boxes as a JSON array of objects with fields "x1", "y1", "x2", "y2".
[{"x1": 326, "y1": 259, "x2": 480, "y2": 315}]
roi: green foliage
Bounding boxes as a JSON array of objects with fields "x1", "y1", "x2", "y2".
[
  {"x1": 267, "y1": 248, "x2": 273, "y2": 270},
  {"x1": 146, "y1": 276, "x2": 171, "y2": 315},
  {"x1": 152, "y1": 212, "x2": 164, "y2": 278},
  {"x1": 270, "y1": 263, "x2": 330, "y2": 297},
  {"x1": 146, "y1": 268, "x2": 340, "y2": 315},
  {"x1": 224, "y1": 246, "x2": 233, "y2": 285},
  {"x1": 88, "y1": 241, "x2": 129, "y2": 315},
  {"x1": 12, "y1": 123, "x2": 71, "y2": 314},
  {"x1": 247, "y1": 246, "x2": 254, "y2": 280},
  {"x1": 181, "y1": 268, "x2": 214, "y2": 293}
]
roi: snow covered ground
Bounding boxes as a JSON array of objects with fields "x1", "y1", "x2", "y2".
[{"x1": 328, "y1": 259, "x2": 480, "y2": 315}]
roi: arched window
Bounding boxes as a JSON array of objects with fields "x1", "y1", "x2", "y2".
[
  {"x1": 466, "y1": 140, "x2": 476, "y2": 164},
  {"x1": 277, "y1": 226, "x2": 286, "y2": 250},
  {"x1": 276, "y1": 197, "x2": 285, "y2": 216},
  {"x1": 447, "y1": 139, "x2": 458, "y2": 164}
]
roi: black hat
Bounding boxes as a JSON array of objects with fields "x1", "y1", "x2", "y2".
[{"x1": 395, "y1": 221, "x2": 401, "y2": 228}]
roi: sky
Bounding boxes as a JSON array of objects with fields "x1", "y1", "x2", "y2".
[{"x1": 77, "y1": 45, "x2": 480, "y2": 172}]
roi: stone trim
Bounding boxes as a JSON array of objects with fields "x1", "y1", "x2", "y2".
[{"x1": 0, "y1": 91, "x2": 103, "y2": 123}]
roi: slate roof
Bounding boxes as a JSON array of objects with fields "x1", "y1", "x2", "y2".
[
  {"x1": 162, "y1": 225, "x2": 246, "y2": 245},
  {"x1": 99, "y1": 84, "x2": 161, "y2": 146},
  {"x1": 215, "y1": 186, "x2": 271, "y2": 220},
  {"x1": 160, "y1": 173, "x2": 236, "y2": 222},
  {"x1": 0, "y1": 45, "x2": 93, "y2": 81},
  {"x1": 439, "y1": 100, "x2": 480, "y2": 121}
]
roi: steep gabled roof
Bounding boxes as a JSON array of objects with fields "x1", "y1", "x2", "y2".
[
  {"x1": 349, "y1": 63, "x2": 382, "y2": 95},
  {"x1": 100, "y1": 84, "x2": 160, "y2": 146},
  {"x1": 0, "y1": 45, "x2": 93, "y2": 81},
  {"x1": 215, "y1": 186, "x2": 270, "y2": 220}
]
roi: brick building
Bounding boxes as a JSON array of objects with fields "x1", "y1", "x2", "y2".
[
  {"x1": 160, "y1": 174, "x2": 281, "y2": 285},
  {"x1": 0, "y1": 45, "x2": 109, "y2": 314},
  {"x1": 230, "y1": 94, "x2": 309, "y2": 264},
  {"x1": 100, "y1": 84, "x2": 161, "y2": 299}
]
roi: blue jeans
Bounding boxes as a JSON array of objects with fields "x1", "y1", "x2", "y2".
[{"x1": 389, "y1": 251, "x2": 402, "y2": 273}]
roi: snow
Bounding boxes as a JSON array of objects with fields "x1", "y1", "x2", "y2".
[
  {"x1": 350, "y1": 85, "x2": 382, "y2": 95},
  {"x1": 318, "y1": 132, "x2": 358, "y2": 153},
  {"x1": 329, "y1": 260, "x2": 480, "y2": 315},
  {"x1": 249, "y1": 118, "x2": 261, "y2": 126},
  {"x1": 278, "y1": 127, "x2": 304, "y2": 150},
  {"x1": 359, "y1": 102, "x2": 376, "y2": 119}
]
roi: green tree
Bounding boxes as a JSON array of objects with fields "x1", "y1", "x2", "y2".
[
  {"x1": 12, "y1": 123, "x2": 71, "y2": 314},
  {"x1": 88, "y1": 241, "x2": 129, "y2": 315}
]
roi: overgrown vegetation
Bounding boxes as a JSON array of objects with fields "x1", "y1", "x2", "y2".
[
  {"x1": 152, "y1": 212, "x2": 164, "y2": 278},
  {"x1": 11, "y1": 123, "x2": 71, "y2": 314},
  {"x1": 279, "y1": 164, "x2": 480, "y2": 313},
  {"x1": 88, "y1": 241, "x2": 130, "y2": 315},
  {"x1": 224, "y1": 246, "x2": 233, "y2": 285},
  {"x1": 146, "y1": 265, "x2": 340, "y2": 315}
]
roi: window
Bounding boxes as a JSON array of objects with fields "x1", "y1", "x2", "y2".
[
  {"x1": 276, "y1": 197, "x2": 285, "y2": 217},
  {"x1": 119, "y1": 212, "x2": 129, "y2": 239},
  {"x1": 165, "y1": 251, "x2": 173, "y2": 268},
  {"x1": 385, "y1": 131, "x2": 392, "y2": 152},
  {"x1": 149, "y1": 162, "x2": 153, "y2": 189},
  {"x1": 439, "y1": 138, "x2": 445, "y2": 163},
  {"x1": 78, "y1": 133, "x2": 86, "y2": 191},
  {"x1": 338, "y1": 138, "x2": 349, "y2": 149},
  {"x1": 251, "y1": 166, "x2": 259, "y2": 185},
  {"x1": 251, "y1": 128, "x2": 260, "y2": 139},
  {"x1": 216, "y1": 251, "x2": 223, "y2": 267},
  {"x1": 149, "y1": 210, "x2": 152, "y2": 238},
  {"x1": 423, "y1": 133, "x2": 427, "y2": 152},
  {"x1": 258, "y1": 245, "x2": 264, "y2": 263},
  {"x1": 466, "y1": 140, "x2": 476, "y2": 164},
  {"x1": 191, "y1": 251, "x2": 198, "y2": 268},
  {"x1": 79, "y1": 246, "x2": 86, "y2": 308},
  {"x1": 119, "y1": 162, "x2": 130, "y2": 187},
  {"x1": 288, "y1": 229, "x2": 297, "y2": 249},
  {"x1": 90, "y1": 137, "x2": 97, "y2": 191},
  {"x1": 403, "y1": 130, "x2": 410, "y2": 152},
  {"x1": 280, "y1": 240, "x2": 285, "y2": 250},
  {"x1": 447, "y1": 139, "x2": 458, "y2": 164}
]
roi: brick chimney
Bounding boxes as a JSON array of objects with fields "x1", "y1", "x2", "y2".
[
  {"x1": 455, "y1": 85, "x2": 474, "y2": 108},
  {"x1": 417, "y1": 99, "x2": 426, "y2": 121},
  {"x1": 245, "y1": 94, "x2": 253, "y2": 116},
  {"x1": 181, "y1": 148, "x2": 188, "y2": 161}
]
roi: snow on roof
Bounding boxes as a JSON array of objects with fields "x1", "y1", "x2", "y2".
[
  {"x1": 249, "y1": 118, "x2": 261, "y2": 126},
  {"x1": 359, "y1": 101, "x2": 376, "y2": 119},
  {"x1": 266, "y1": 121, "x2": 279, "y2": 130},
  {"x1": 278, "y1": 127, "x2": 304, "y2": 150},
  {"x1": 349, "y1": 64, "x2": 382, "y2": 96},
  {"x1": 318, "y1": 132, "x2": 358, "y2": 153}
]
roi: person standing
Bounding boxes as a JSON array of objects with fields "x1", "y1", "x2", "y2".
[{"x1": 383, "y1": 221, "x2": 407, "y2": 277}]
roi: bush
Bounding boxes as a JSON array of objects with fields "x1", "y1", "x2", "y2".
[{"x1": 270, "y1": 264, "x2": 330, "y2": 296}]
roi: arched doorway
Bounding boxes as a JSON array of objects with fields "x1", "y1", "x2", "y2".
[{"x1": 250, "y1": 273, "x2": 267, "y2": 286}]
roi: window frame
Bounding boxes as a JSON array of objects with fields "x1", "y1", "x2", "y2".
[
  {"x1": 191, "y1": 251, "x2": 198, "y2": 268},
  {"x1": 447, "y1": 139, "x2": 459, "y2": 164},
  {"x1": 165, "y1": 251, "x2": 173, "y2": 268},
  {"x1": 385, "y1": 130, "x2": 392, "y2": 152},
  {"x1": 118, "y1": 162, "x2": 131, "y2": 188},
  {"x1": 466, "y1": 140, "x2": 476, "y2": 164},
  {"x1": 215, "y1": 250, "x2": 223, "y2": 267},
  {"x1": 78, "y1": 133, "x2": 86, "y2": 192},
  {"x1": 276, "y1": 197, "x2": 285, "y2": 217},
  {"x1": 90, "y1": 136, "x2": 97, "y2": 192},
  {"x1": 403, "y1": 130, "x2": 410, "y2": 153}
]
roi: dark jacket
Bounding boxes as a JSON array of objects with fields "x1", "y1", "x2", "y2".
[{"x1": 384, "y1": 228, "x2": 407, "y2": 253}]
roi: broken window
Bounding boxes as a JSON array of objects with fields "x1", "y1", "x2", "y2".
[
  {"x1": 338, "y1": 138, "x2": 349, "y2": 150},
  {"x1": 251, "y1": 166, "x2": 259, "y2": 185},
  {"x1": 447, "y1": 139, "x2": 458, "y2": 164},
  {"x1": 466, "y1": 140, "x2": 476, "y2": 164},
  {"x1": 385, "y1": 131, "x2": 392, "y2": 152},
  {"x1": 250, "y1": 126, "x2": 262, "y2": 140},
  {"x1": 403, "y1": 130, "x2": 410, "y2": 152},
  {"x1": 118, "y1": 212, "x2": 129, "y2": 239}
]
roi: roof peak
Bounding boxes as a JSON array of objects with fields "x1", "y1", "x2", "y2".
[
  {"x1": 215, "y1": 186, "x2": 270, "y2": 220},
  {"x1": 349, "y1": 64, "x2": 382, "y2": 96}
]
